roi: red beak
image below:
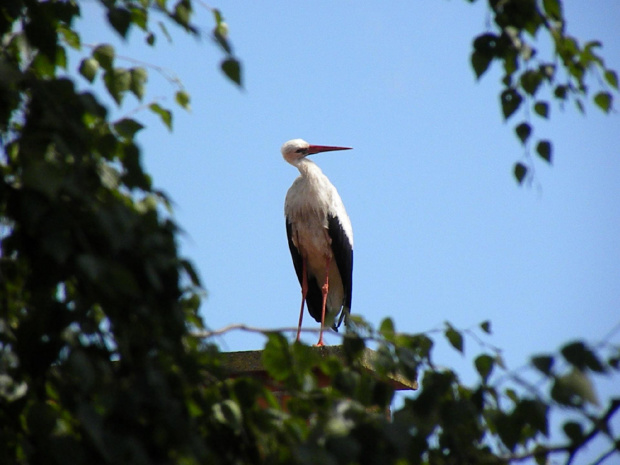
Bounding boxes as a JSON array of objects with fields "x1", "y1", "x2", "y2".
[{"x1": 307, "y1": 144, "x2": 352, "y2": 155}]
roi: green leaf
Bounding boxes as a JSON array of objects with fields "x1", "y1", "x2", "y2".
[
  {"x1": 24, "y1": 8, "x2": 57, "y2": 62},
  {"x1": 262, "y1": 333, "x2": 292, "y2": 381},
  {"x1": 502, "y1": 50, "x2": 519, "y2": 77},
  {"x1": 175, "y1": 90, "x2": 191, "y2": 110},
  {"x1": 594, "y1": 91, "x2": 612, "y2": 113},
  {"x1": 130, "y1": 67, "x2": 148, "y2": 100},
  {"x1": 495, "y1": 412, "x2": 519, "y2": 452},
  {"x1": 405, "y1": 334, "x2": 433, "y2": 360},
  {"x1": 560, "y1": 36, "x2": 579, "y2": 60},
  {"x1": 604, "y1": 69, "x2": 618, "y2": 89},
  {"x1": 59, "y1": 25, "x2": 80, "y2": 49},
  {"x1": 98, "y1": 163, "x2": 121, "y2": 190},
  {"x1": 114, "y1": 118, "x2": 144, "y2": 139},
  {"x1": 534, "y1": 101, "x2": 549, "y2": 118},
  {"x1": 554, "y1": 84, "x2": 568, "y2": 100},
  {"x1": 473, "y1": 33, "x2": 500, "y2": 56},
  {"x1": 121, "y1": 143, "x2": 150, "y2": 190},
  {"x1": 542, "y1": 0, "x2": 562, "y2": 20},
  {"x1": 333, "y1": 369, "x2": 361, "y2": 399},
  {"x1": 174, "y1": 1, "x2": 192, "y2": 28},
  {"x1": 540, "y1": 64, "x2": 555, "y2": 80},
  {"x1": 26, "y1": 402, "x2": 57, "y2": 437},
  {"x1": 515, "y1": 122, "x2": 531, "y2": 144},
  {"x1": 22, "y1": 160, "x2": 64, "y2": 198},
  {"x1": 515, "y1": 399, "x2": 548, "y2": 436},
  {"x1": 182, "y1": 294, "x2": 203, "y2": 320},
  {"x1": 552, "y1": 369, "x2": 599, "y2": 406},
  {"x1": 30, "y1": 53, "x2": 54, "y2": 78},
  {"x1": 180, "y1": 259, "x2": 201, "y2": 287},
  {"x1": 520, "y1": 70, "x2": 543, "y2": 95},
  {"x1": 212, "y1": 8, "x2": 224, "y2": 25},
  {"x1": 93, "y1": 44, "x2": 115, "y2": 71},
  {"x1": 149, "y1": 103, "x2": 173, "y2": 131},
  {"x1": 79, "y1": 58, "x2": 99, "y2": 83},
  {"x1": 474, "y1": 354, "x2": 495, "y2": 383},
  {"x1": 533, "y1": 446, "x2": 549, "y2": 465},
  {"x1": 77, "y1": 404, "x2": 109, "y2": 458},
  {"x1": 55, "y1": 45, "x2": 68, "y2": 70},
  {"x1": 221, "y1": 58, "x2": 242, "y2": 86},
  {"x1": 536, "y1": 140, "x2": 552, "y2": 164},
  {"x1": 532, "y1": 355, "x2": 554, "y2": 375},
  {"x1": 563, "y1": 421, "x2": 584, "y2": 443},
  {"x1": 444, "y1": 324, "x2": 464, "y2": 353},
  {"x1": 584, "y1": 40, "x2": 602, "y2": 52},
  {"x1": 561, "y1": 341, "x2": 605, "y2": 372},
  {"x1": 213, "y1": 29, "x2": 232, "y2": 55},
  {"x1": 80, "y1": 92, "x2": 107, "y2": 119},
  {"x1": 513, "y1": 162, "x2": 527, "y2": 184},
  {"x1": 523, "y1": 20, "x2": 541, "y2": 40},
  {"x1": 212, "y1": 9, "x2": 232, "y2": 52},
  {"x1": 505, "y1": 388, "x2": 519, "y2": 403},
  {"x1": 342, "y1": 333, "x2": 365, "y2": 362},
  {"x1": 480, "y1": 320, "x2": 491, "y2": 334},
  {"x1": 103, "y1": 68, "x2": 131, "y2": 104},
  {"x1": 212, "y1": 400, "x2": 242, "y2": 434},
  {"x1": 471, "y1": 50, "x2": 493, "y2": 79},
  {"x1": 158, "y1": 20, "x2": 172, "y2": 43},
  {"x1": 130, "y1": 6, "x2": 148, "y2": 30},
  {"x1": 379, "y1": 317, "x2": 395, "y2": 338},
  {"x1": 107, "y1": 7, "x2": 132, "y2": 38},
  {"x1": 501, "y1": 89, "x2": 523, "y2": 119},
  {"x1": 0, "y1": 375, "x2": 27, "y2": 402}
]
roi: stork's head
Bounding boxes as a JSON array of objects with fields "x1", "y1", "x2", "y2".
[{"x1": 281, "y1": 139, "x2": 352, "y2": 165}]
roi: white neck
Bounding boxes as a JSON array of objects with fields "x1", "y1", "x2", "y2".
[{"x1": 293, "y1": 157, "x2": 322, "y2": 178}]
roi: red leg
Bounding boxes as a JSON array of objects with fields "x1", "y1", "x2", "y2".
[
  {"x1": 296, "y1": 257, "x2": 308, "y2": 342},
  {"x1": 316, "y1": 256, "x2": 331, "y2": 347}
]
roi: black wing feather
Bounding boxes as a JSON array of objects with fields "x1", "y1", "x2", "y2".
[
  {"x1": 327, "y1": 214, "x2": 353, "y2": 329},
  {"x1": 286, "y1": 220, "x2": 303, "y2": 283},
  {"x1": 286, "y1": 219, "x2": 324, "y2": 324}
]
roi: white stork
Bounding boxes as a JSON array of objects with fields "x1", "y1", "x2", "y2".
[{"x1": 282, "y1": 139, "x2": 354, "y2": 346}]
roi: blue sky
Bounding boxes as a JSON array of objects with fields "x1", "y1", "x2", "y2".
[{"x1": 74, "y1": 0, "x2": 619, "y2": 457}]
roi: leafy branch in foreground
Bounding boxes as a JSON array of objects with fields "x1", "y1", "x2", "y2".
[
  {"x1": 196, "y1": 318, "x2": 620, "y2": 464},
  {"x1": 468, "y1": 0, "x2": 619, "y2": 184},
  {"x1": 0, "y1": 2, "x2": 232, "y2": 462},
  {"x1": 68, "y1": 1, "x2": 240, "y2": 132}
]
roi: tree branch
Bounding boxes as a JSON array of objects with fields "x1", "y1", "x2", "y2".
[
  {"x1": 504, "y1": 398, "x2": 620, "y2": 464},
  {"x1": 191, "y1": 323, "x2": 333, "y2": 339},
  {"x1": 593, "y1": 446, "x2": 619, "y2": 465}
]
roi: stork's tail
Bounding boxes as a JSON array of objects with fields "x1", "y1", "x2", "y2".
[{"x1": 331, "y1": 307, "x2": 350, "y2": 332}]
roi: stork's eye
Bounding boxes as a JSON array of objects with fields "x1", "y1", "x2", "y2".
[{"x1": 296, "y1": 148, "x2": 307, "y2": 154}]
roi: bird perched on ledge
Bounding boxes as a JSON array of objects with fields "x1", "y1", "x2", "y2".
[{"x1": 282, "y1": 139, "x2": 354, "y2": 346}]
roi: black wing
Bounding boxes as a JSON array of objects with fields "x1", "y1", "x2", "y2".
[
  {"x1": 328, "y1": 214, "x2": 353, "y2": 330},
  {"x1": 286, "y1": 219, "x2": 323, "y2": 324}
]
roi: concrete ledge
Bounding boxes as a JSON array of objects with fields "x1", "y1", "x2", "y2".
[{"x1": 222, "y1": 346, "x2": 418, "y2": 391}]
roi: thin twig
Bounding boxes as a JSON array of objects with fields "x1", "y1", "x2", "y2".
[
  {"x1": 596, "y1": 320, "x2": 620, "y2": 350},
  {"x1": 507, "y1": 444, "x2": 570, "y2": 463},
  {"x1": 592, "y1": 446, "x2": 618, "y2": 465},
  {"x1": 81, "y1": 43, "x2": 186, "y2": 89},
  {"x1": 463, "y1": 324, "x2": 503, "y2": 355},
  {"x1": 503, "y1": 399, "x2": 620, "y2": 464},
  {"x1": 192, "y1": 322, "x2": 444, "y2": 343},
  {"x1": 192, "y1": 323, "x2": 335, "y2": 339}
]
